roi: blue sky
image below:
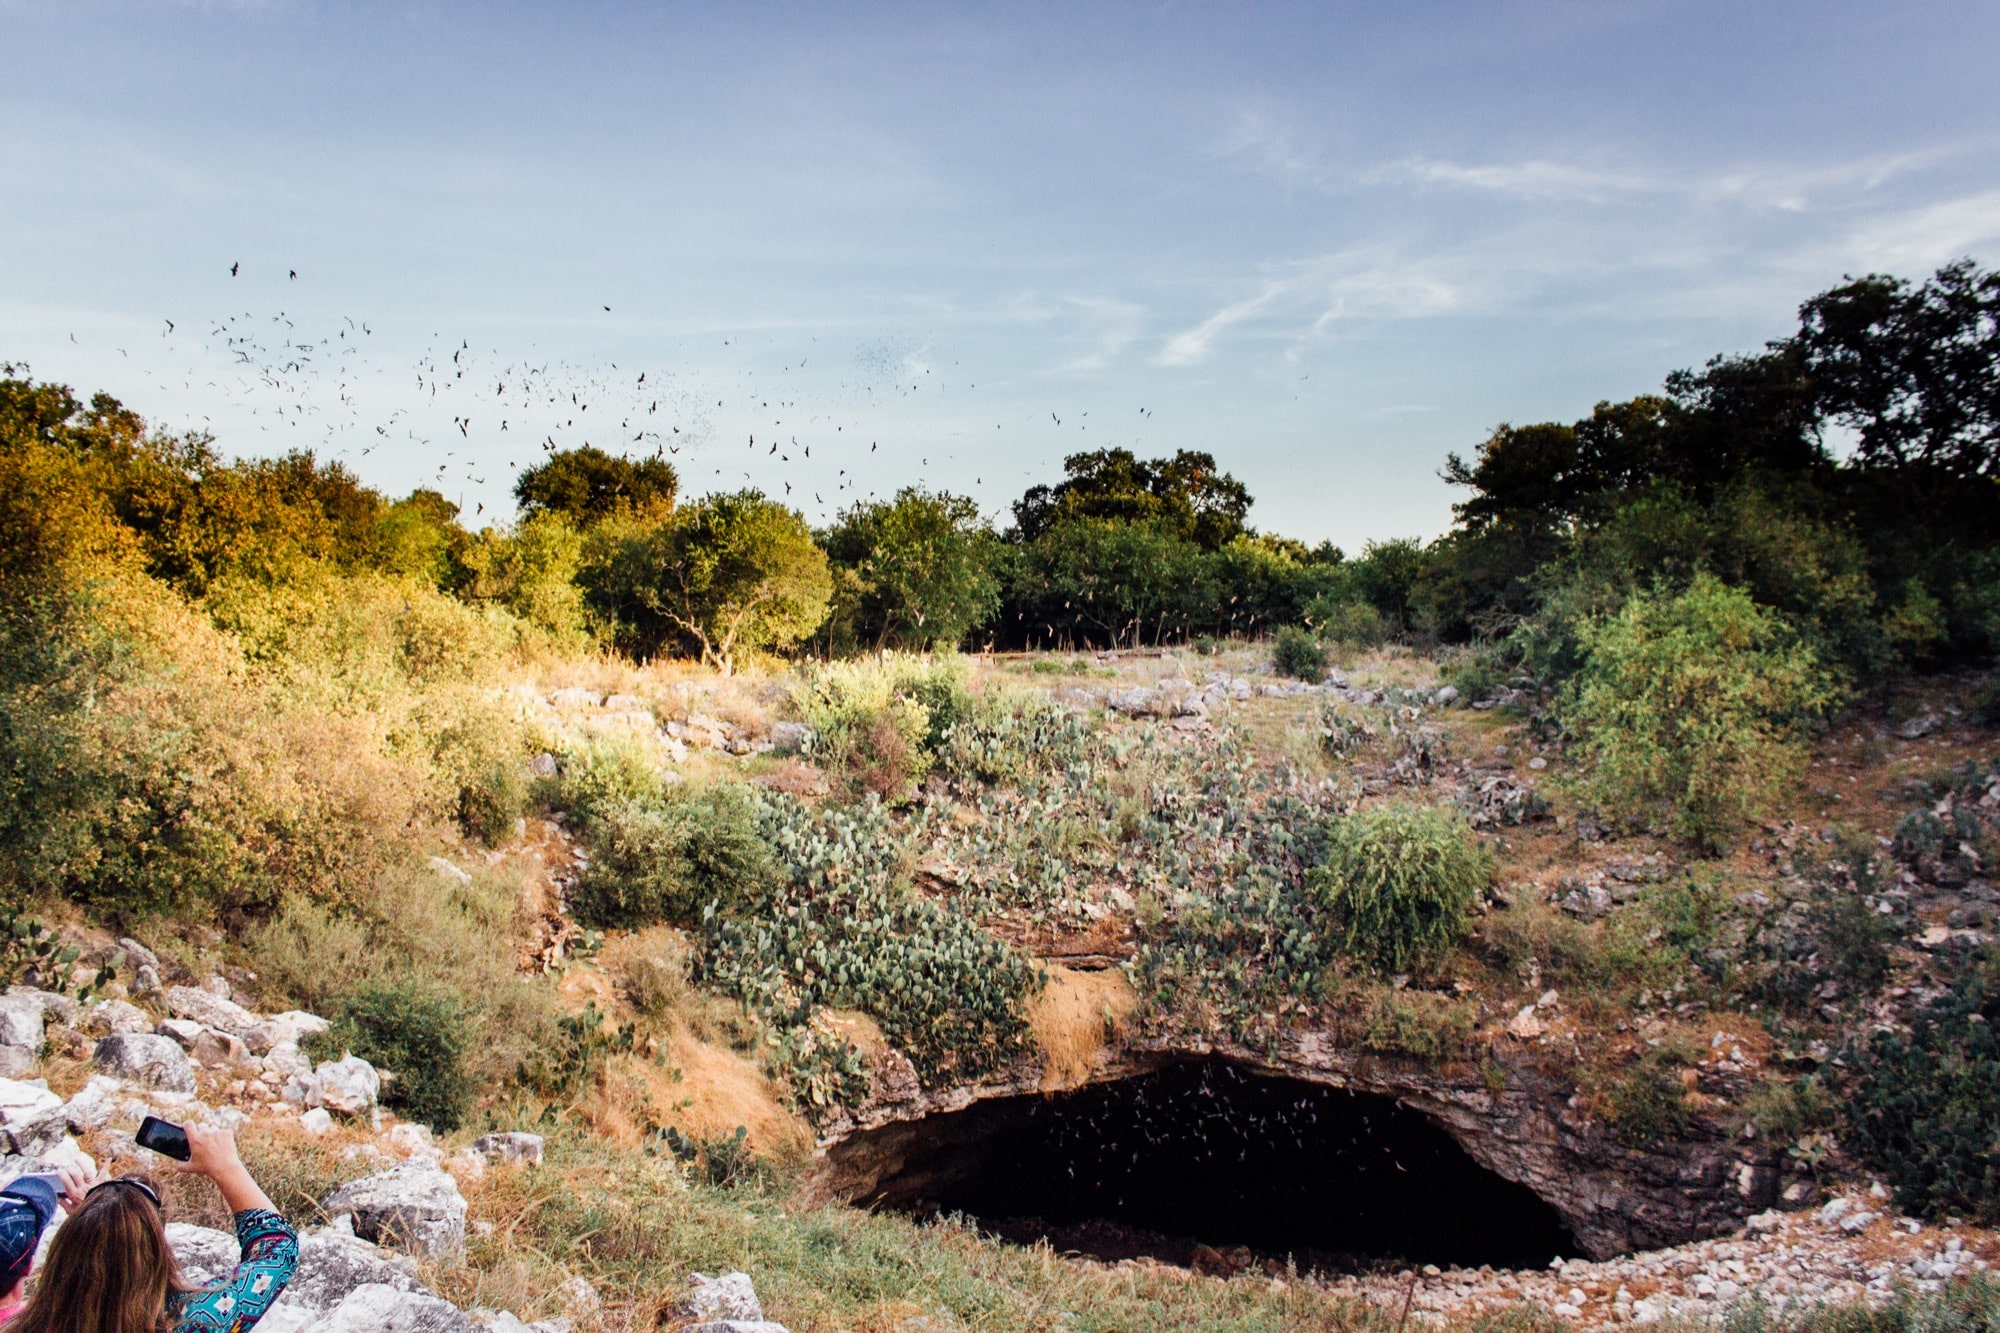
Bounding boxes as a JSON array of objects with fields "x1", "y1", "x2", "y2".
[{"x1": 5, "y1": 1, "x2": 1998, "y2": 545}]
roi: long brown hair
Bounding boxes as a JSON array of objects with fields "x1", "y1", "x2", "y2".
[{"x1": 7, "y1": 1177, "x2": 189, "y2": 1333}]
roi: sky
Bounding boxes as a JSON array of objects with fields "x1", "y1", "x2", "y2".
[{"x1": 4, "y1": 0, "x2": 1998, "y2": 547}]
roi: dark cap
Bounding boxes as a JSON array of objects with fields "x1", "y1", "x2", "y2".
[{"x1": 0, "y1": 1176, "x2": 59, "y2": 1286}]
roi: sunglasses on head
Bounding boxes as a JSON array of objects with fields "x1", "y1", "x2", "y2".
[{"x1": 87, "y1": 1178, "x2": 161, "y2": 1211}]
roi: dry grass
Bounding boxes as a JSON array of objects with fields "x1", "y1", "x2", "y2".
[{"x1": 1027, "y1": 965, "x2": 1140, "y2": 1091}]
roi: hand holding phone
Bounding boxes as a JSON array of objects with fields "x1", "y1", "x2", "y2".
[{"x1": 135, "y1": 1116, "x2": 191, "y2": 1162}]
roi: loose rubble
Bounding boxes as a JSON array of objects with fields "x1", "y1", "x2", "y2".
[{"x1": 1284, "y1": 1189, "x2": 1999, "y2": 1326}]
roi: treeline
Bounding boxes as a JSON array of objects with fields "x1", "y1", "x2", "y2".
[{"x1": 5, "y1": 258, "x2": 1997, "y2": 687}]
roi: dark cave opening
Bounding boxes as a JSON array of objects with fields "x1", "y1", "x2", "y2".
[{"x1": 835, "y1": 1060, "x2": 1577, "y2": 1272}]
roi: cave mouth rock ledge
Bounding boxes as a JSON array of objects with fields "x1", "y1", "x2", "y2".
[{"x1": 809, "y1": 1041, "x2": 1784, "y2": 1264}]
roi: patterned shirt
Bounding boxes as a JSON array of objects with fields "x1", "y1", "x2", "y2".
[{"x1": 168, "y1": 1210, "x2": 299, "y2": 1333}]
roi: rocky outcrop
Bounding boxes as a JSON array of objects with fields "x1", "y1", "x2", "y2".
[
  {"x1": 323, "y1": 1159, "x2": 469, "y2": 1256},
  {"x1": 812, "y1": 1029, "x2": 1780, "y2": 1259},
  {"x1": 92, "y1": 1033, "x2": 197, "y2": 1092}
]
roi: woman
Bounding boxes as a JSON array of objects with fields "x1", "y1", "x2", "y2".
[{"x1": 7, "y1": 1124, "x2": 299, "y2": 1333}]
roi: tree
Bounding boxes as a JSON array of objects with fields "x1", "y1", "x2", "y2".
[
  {"x1": 1795, "y1": 258, "x2": 2000, "y2": 483},
  {"x1": 589, "y1": 490, "x2": 830, "y2": 672},
  {"x1": 1011, "y1": 448, "x2": 1252, "y2": 549},
  {"x1": 821, "y1": 488, "x2": 1000, "y2": 651},
  {"x1": 1004, "y1": 518, "x2": 1213, "y2": 648},
  {"x1": 514, "y1": 446, "x2": 677, "y2": 526}
]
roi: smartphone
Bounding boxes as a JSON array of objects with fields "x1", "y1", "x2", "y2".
[{"x1": 135, "y1": 1116, "x2": 191, "y2": 1162}]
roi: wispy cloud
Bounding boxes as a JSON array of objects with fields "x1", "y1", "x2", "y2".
[
  {"x1": 1843, "y1": 190, "x2": 2000, "y2": 271},
  {"x1": 1160, "y1": 253, "x2": 1464, "y2": 366}
]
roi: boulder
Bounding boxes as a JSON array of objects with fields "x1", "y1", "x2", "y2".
[
  {"x1": 60, "y1": 1076, "x2": 125, "y2": 1132},
  {"x1": 166, "y1": 1221, "x2": 243, "y2": 1284},
  {"x1": 1105, "y1": 687, "x2": 1157, "y2": 716},
  {"x1": 0, "y1": 1049, "x2": 32, "y2": 1080},
  {"x1": 158, "y1": 1019, "x2": 205, "y2": 1048},
  {"x1": 299, "y1": 1108, "x2": 334, "y2": 1136},
  {"x1": 670, "y1": 1272, "x2": 764, "y2": 1323},
  {"x1": 315, "y1": 1057, "x2": 380, "y2": 1116},
  {"x1": 165, "y1": 985, "x2": 261, "y2": 1038},
  {"x1": 92, "y1": 1035, "x2": 196, "y2": 1093},
  {"x1": 84, "y1": 999, "x2": 156, "y2": 1037},
  {"x1": 426, "y1": 856, "x2": 473, "y2": 886},
  {"x1": 546, "y1": 687, "x2": 602, "y2": 709},
  {"x1": 682, "y1": 1324, "x2": 790, "y2": 1333},
  {"x1": 193, "y1": 1029, "x2": 252, "y2": 1068},
  {"x1": 767, "y1": 721, "x2": 810, "y2": 754},
  {"x1": 324, "y1": 1160, "x2": 468, "y2": 1256},
  {"x1": 132, "y1": 965, "x2": 163, "y2": 997},
  {"x1": 5, "y1": 987, "x2": 77, "y2": 1026},
  {"x1": 1897, "y1": 712, "x2": 1944, "y2": 740},
  {"x1": 304, "y1": 1282, "x2": 476, "y2": 1332},
  {"x1": 0, "y1": 997, "x2": 45, "y2": 1052},
  {"x1": 117, "y1": 937, "x2": 162, "y2": 973},
  {"x1": 469, "y1": 1132, "x2": 543, "y2": 1167},
  {"x1": 244, "y1": 1012, "x2": 331, "y2": 1057},
  {"x1": 264, "y1": 1043, "x2": 313, "y2": 1080}
]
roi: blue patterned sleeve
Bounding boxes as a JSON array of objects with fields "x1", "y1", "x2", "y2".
[{"x1": 170, "y1": 1209, "x2": 300, "y2": 1333}]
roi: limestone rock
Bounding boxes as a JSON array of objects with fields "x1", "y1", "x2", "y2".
[
  {"x1": 681, "y1": 1323, "x2": 790, "y2": 1333},
  {"x1": 165, "y1": 985, "x2": 261, "y2": 1038},
  {"x1": 166, "y1": 1221, "x2": 244, "y2": 1284},
  {"x1": 244, "y1": 1012, "x2": 331, "y2": 1056},
  {"x1": 470, "y1": 1132, "x2": 543, "y2": 1166},
  {"x1": 264, "y1": 1043, "x2": 313, "y2": 1080},
  {"x1": 768, "y1": 721, "x2": 810, "y2": 754},
  {"x1": 324, "y1": 1160, "x2": 468, "y2": 1256},
  {"x1": 117, "y1": 937, "x2": 162, "y2": 973},
  {"x1": 305, "y1": 1282, "x2": 476, "y2": 1332},
  {"x1": 158, "y1": 1019, "x2": 204, "y2": 1047},
  {"x1": 299, "y1": 1108, "x2": 334, "y2": 1136},
  {"x1": 670, "y1": 1272, "x2": 764, "y2": 1323},
  {"x1": 193, "y1": 1028, "x2": 253, "y2": 1068},
  {"x1": 0, "y1": 1049, "x2": 32, "y2": 1079},
  {"x1": 315, "y1": 1057, "x2": 381, "y2": 1115},
  {"x1": 85, "y1": 1000, "x2": 156, "y2": 1036},
  {"x1": 546, "y1": 687, "x2": 602, "y2": 709},
  {"x1": 1896, "y1": 712, "x2": 1943, "y2": 740},
  {"x1": 426, "y1": 856, "x2": 473, "y2": 886},
  {"x1": 0, "y1": 996, "x2": 45, "y2": 1052},
  {"x1": 92, "y1": 1034, "x2": 196, "y2": 1093}
]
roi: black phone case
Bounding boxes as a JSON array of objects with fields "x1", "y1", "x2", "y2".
[{"x1": 136, "y1": 1116, "x2": 191, "y2": 1161}]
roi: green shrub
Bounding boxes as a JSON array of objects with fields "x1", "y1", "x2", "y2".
[
  {"x1": 1352, "y1": 987, "x2": 1475, "y2": 1058},
  {"x1": 1844, "y1": 959, "x2": 2000, "y2": 1222},
  {"x1": 313, "y1": 979, "x2": 476, "y2": 1131},
  {"x1": 1304, "y1": 595, "x2": 1390, "y2": 649},
  {"x1": 1562, "y1": 574, "x2": 1845, "y2": 848},
  {"x1": 555, "y1": 734, "x2": 669, "y2": 826},
  {"x1": 790, "y1": 654, "x2": 972, "y2": 799},
  {"x1": 571, "y1": 784, "x2": 772, "y2": 928},
  {"x1": 518, "y1": 1003, "x2": 638, "y2": 1105},
  {"x1": 459, "y1": 758, "x2": 530, "y2": 843},
  {"x1": 1271, "y1": 626, "x2": 1325, "y2": 683},
  {"x1": 1306, "y1": 802, "x2": 1492, "y2": 975},
  {"x1": 1605, "y1": 1052, "x2": 1693, "y2": 1145}
]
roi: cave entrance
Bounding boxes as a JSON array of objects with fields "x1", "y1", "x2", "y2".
[{"x1": 831, "y1": 1060, "x2": 1576, "y2": 1272}]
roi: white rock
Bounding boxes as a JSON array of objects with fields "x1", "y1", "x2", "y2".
[
  {"x1": 383, "y1": 1122, "x2": 433, "y2": 1156},
  {"x1": 670, "y1": 1272, "x2": 764, "y2": 1323},
  {"x1": 1818, "y1": 1197, "x2": 1855, "y2": 1224},
  {"x1": 0, "y1": 1078, "x2": 62, "y2": 1131},
  {"x1": 316, "y1": 1057, "x2": 381, "y2": 1116},
  {"x1": 323, "y1": 1160, "x2": 468, "y2": 1256},
  {"x1": 117, "y1": 937, "x2": 162, "y2": 973},
  {"x1": 84, "y1": 996, "x2": 156, "y2": 1040},
  {"x1": 0, "y1": 1048, "x2": 34, "y2": 1079},
  {"x1": 0, "y1": 997, "x2": 45, "y2": 1052},
  {"x1": 92, "y1": 1035, "x2": 196, "y2": 1093},
  {"x1": 1840, "y1": 1211, "x2": 1878, "y2": 1233},
  {"x1": 264, "y1": 1043, "x2": 313, "y2": 1080},
  {"x1": 300, "y1": 1108, "x2": 335, "y2": 1136},
  {"x1": 305, "y1": 1282, "x2": 476, "y2": 1332},
  {"x1": 164, "y1": 985, "x2": 261, "y2": 1038},
  {"x1": 469, "y1": 1132, "x2": 543, "y2": 1166},
  {"x1": 157, "y1": 1019, "x2": 205, "y2": 1048},
  {"x1": 426, "y1": 856, "x2": 473, "y2": 886},
  {"x1": 245, "y1": 1012, "x2": 331, "y2": 1057},
  {"x1": 59, "y1": 1076, "x2": 123, "y2": 1132}
]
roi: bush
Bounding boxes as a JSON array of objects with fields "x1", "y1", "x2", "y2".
[
  {"x1": 1352, "y1": 986, "x2": 1475, "y2": 1058},
  {"x1": 1605, "y1": 1052, "x2": 1693, "y2": 1145},
  {"x1": 1844, "y1": 959, "x2": 2000, "y2": 1222},
  {"x1": 1306, "y1": 802, "x2": 1492, "y2": 975},
  {"x1": 313, "y1": 979, "x2": 476, "y2": 1131},
  {"x1": 1562, "y1": 574, "x2": 1845, "y2": 848},
  {"x1": 571, "y1": 784, "x2": 773, "y2": 928},
  {"x1": 938, "y1": 688, "x2": 1092, "y2": 785},
  {"x1": 1271, "y1": 626, "x2": 1325, "y2": 682},
  {"x1": 1304, "y1": 595, "x2": 1390, "y2": 649},
  {"x1": 790, "y1": 654, "x2": 972, "y2": 799}
]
